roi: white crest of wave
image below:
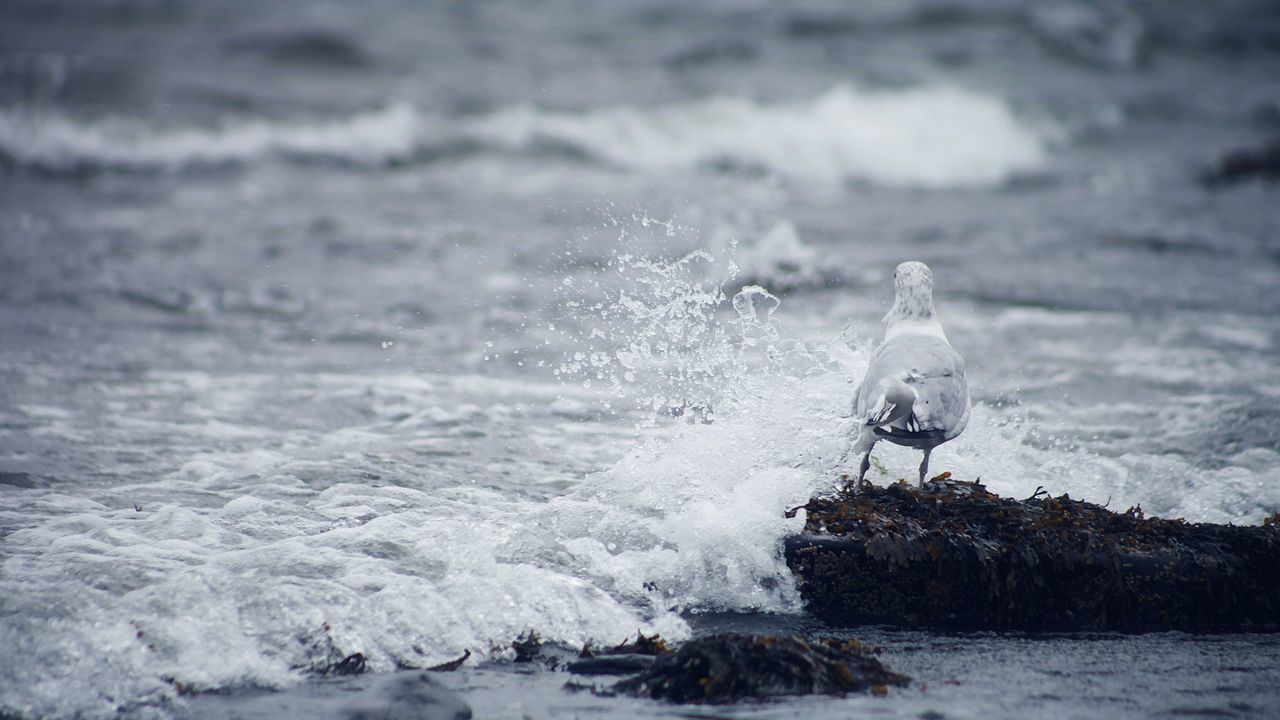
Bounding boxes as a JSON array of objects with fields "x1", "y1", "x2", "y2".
[
  {"x1": 473, "y1": 84, "x2": 1049, "y2": 186},
  {"x1": 0, "y1": 103, "x2": 419, "y2": 170}
]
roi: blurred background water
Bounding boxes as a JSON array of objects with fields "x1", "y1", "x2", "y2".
[{"x1": 1, "y1": 1, "x2": 1279, "y2": 718}]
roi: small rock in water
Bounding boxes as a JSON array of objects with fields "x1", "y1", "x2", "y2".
[
  {"x1": 567, "y1": 654, "x2": 656, "y2": 675},
  {"x1": 615, "y1": 633, "x2": 908, "y2": 703},
  {"x1": 330, "y1": 652, "x2": 367, "y2": 676},
  {"x1": 1200, "y1": 140, "x2": 1280, "y2": 187}
]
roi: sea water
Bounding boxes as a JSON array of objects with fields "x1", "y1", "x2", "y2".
[{"x1": 2, "y1": 1, "x2": 1279, "y2": 718}]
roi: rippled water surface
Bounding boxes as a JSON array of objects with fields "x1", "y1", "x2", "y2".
[{"x1": 2, "y1": 1, "x2": 1279, "y2": 718}]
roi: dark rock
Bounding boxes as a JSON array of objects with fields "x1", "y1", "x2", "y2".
[
  {"x1": 1200, "y1": 140, "x2": 1280, "y2": 186},
  {"x1": 786, "y1": 477, "x2": 1280, "y2": 632},
  {"x1": 615, "y1": 633, "x2": 907, "y2": 703},
  {"x1": 568, "y1": 654, "x2": 656, "y2": 675},
  {"x1": 331, "y1": 652, "x2": 367, "y2": 676}
]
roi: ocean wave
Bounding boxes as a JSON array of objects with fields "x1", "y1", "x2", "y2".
[
  {"x1": 0, "y1": 103, "x2": 421, "y2": 172},
  {"x1": 472, "y1": 84, "x2": 1049, "y2": 187},
  {"x1": 0, "y1": 85, "x2": 1049, "y2": 186}
]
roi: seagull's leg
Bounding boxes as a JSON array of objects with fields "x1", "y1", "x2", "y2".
[
  {"x1": 848, "y1": 433, "x2": 876, "y2": 494},
  {"x1": 918, "y1": 447, "x2": 933, "y2": 488},
  {"x1": 837, "y1": 436, "x2": 855, "y2": 491},
  {"x1": 858, "y1": 448, "x2": 873, "y2": 484}
]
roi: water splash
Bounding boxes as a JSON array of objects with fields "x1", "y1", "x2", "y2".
[{"x1": 550, "y1": 244, "x2": 755, "y2": 424}]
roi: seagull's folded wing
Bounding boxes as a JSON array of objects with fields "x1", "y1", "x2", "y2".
[
  {"x1": 857, "y1": 336, "x2": 969, "y2": 438},
  {"x1": 904, "y1": 342, "x2": 969, "y2": 438}
]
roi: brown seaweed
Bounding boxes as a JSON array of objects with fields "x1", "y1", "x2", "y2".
[
  {"x1": 615, "y1": 633, "x2": 908, "y2": 703},
  {"x1": 426, "y1": 649, "x2": 471, "y2": 672}
]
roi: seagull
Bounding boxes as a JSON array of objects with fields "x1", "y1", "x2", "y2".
[{"x1": 848, "y1": 261, "x2": 970, "y2": 487}]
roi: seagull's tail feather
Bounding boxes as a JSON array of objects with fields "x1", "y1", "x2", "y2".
[
  {"x1": 872, "y1": 425, "x2": 946, "y2": 448},
  {"x1": 864, "y1": 400, "x2": 896, "y2": 426},
  {"x1": 864, "y1": 377, "x2": 917, "y2": 428}
]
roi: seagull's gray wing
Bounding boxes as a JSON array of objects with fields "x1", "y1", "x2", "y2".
[{"x1": 855, "y1": 336, "x2": 969, "y2": 440}]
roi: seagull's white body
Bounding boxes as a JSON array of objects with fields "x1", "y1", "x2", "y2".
[{"x1": 849, "y1": 261, "x2": 970, "y2": 486}]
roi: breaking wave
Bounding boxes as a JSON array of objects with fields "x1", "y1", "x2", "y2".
[
  {"x1": 0, "y1": 84, "x2": 1050, "y2": 186},
  {"x1": 475, "y1": 84, "x2": 1050, "y2": 187},
  {"x1": 0, "y1": 104, "x2": 421, "y2": 172}
]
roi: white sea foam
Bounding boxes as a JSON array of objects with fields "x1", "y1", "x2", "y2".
[
  {"x1": 0, "y1": 85, "x2": 1048, "y2": 186},
  {"x1": 0, "y1": 373, "x2": 661, "y2": 719},
  {"x1": 0, "y1": 103, "x2": 420, "y2": 170},
  {"x1": 473, "y1": 84, "x2": 1049, "y2": 186}
]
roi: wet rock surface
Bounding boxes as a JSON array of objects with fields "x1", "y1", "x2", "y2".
[
  {"x1": 614, "y1": 633, "x2": 908, "y2": 703},
  {"x1": 566, "y1": 630, "x2": 669, "y2": 675},
  {"x1": 785, "y1": 477, "x2": 1280, "y2": 632},
  {"x1": 567, "y1": 654, "x2": 657, "y2": 675}
]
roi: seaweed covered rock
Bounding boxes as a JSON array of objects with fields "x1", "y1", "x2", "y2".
[
  {"x1": 615, "y1": 633, "x2": 907, "y2": 703},
  {"x1": 785, "y1": 478, "x2": 1280, "y2": 632}
]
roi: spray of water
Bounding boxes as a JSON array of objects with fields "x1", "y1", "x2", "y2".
[
  {"x1": 543, "y1": 215, "x2": 846, "y2": 429},
  {"x1": 515, "y1": 217, "x2": 875, "y2": 623}
]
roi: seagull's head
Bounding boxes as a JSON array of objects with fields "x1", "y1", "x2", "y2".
[{"x1": 886, "y1": 260, "x2": 936, "y2": 322}]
